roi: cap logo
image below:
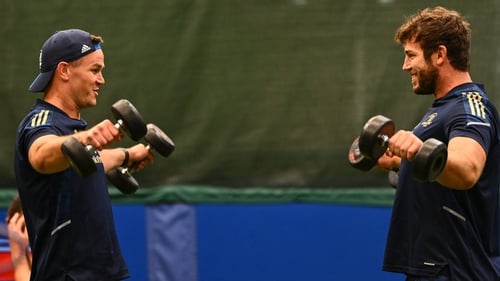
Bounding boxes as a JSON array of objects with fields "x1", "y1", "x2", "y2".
[
  {"x1": 81, "y1": 44, "x2": 92, "y2": 54},
  {"x1": 38, "y1": 49, "x2": 43, "y2": 70}
]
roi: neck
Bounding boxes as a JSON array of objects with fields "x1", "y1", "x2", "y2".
[
  {"x1": 43, "y1": 89, "x2": 80, "y2": 119},
  {"x1": 434, "y1": 71, "x2": 472, "y2": 99}
]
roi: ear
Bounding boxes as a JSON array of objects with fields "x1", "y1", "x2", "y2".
[
  {"x1": 435, "y1": 45, "x2": 447, "y2": 66},
  {"x1": 55, "y1": 61, "x2": 71, "y2": 81}
]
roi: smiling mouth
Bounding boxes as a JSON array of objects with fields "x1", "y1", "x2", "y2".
[{"x1": 410, "y1": 74, "x2": 417, "y2": 84}]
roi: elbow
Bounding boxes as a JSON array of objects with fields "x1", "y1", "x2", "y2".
[
  {"x1": 460, "y1": 173, "x2": 479, "y2": 190},
  {"x1": 437, "y1": 166, "x2": 480, "y2": 190},
  {"x1": 30, "y1": 158, "x2": 52, "y2": 174},
  {"x1": 459, "y1": 163, "x2": 483, "y2": 190},
  {"x1": 29, "y1": 154, "x2": 46, "y2": 174}
]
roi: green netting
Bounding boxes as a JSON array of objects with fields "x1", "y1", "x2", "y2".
[
  {"x1": 1, "y1": 1, "x2": 500, "y2": 188},
  {"x1": 0, "y1": 186, "x2": 395, "y2": 208},
  {"x1": 110, "y1": 185, "x2": 396, "y2": 206}
]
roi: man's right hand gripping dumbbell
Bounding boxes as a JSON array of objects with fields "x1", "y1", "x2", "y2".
[
  {"x1": 348, "y1": 115, "x2": 448, "y2": 184},
  {"x1": 60, "y1": 99, "x2": 150, "y2": 176}
]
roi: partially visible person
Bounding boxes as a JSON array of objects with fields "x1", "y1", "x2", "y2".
[
  {"x1": 377, "y1": 6, "x2": 500, "y2": 280},
  {"x1": 6, "y1": 195, "x2": 31, "y2": 281}
]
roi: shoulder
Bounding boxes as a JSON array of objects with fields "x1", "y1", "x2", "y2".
[
  {"x1": 19, "y1": 104, "x2": 86, "y2": 136},
  {"x1": 23, "y1": 108, "x2": 57, "y2": 129}
]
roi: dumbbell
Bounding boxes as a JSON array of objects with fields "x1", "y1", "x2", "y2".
[
  {"x1": 357, "y1": 115, "x2": 448, "y2": 182},
  {"x1": 106, "y1": 123, "x2": 175, "y2": 194},
  {"x1": 61, "y1": 99, "x2": 148, "y2": 177},
  {"x1": 348, "y1": 116, "x2": 397, "y2": 186},
  {"x1": 349, "y1": 136, "x2": 398, "y2": 187},
  {"x1": 348, "y1": 136, "x2": 378, "y2": 171}
]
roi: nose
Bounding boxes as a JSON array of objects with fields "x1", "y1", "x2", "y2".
[
  {"x1": 402, "y1": 56, "x2": 411, "y2": 71},
  {"x1": 97, "y1": 72, "x2": 105, "y2": 85}
]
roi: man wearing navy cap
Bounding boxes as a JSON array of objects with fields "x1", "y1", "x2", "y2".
[{"x1": 14, "y1": 29, "x2": 153, "y2": 281}]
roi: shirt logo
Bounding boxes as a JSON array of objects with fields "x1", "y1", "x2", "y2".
[
  {"x1": 464, "y1": 92, "x2": 486, "y2": 119},
  {"x1": 421, "y1": 113, "x2": 438, "y2": 127},
  {"x1": 30, "y1": 110, "x2": 51, "y2": 127}
]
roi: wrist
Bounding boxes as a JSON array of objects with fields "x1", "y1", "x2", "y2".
[
  {"x1": 120, "y1": 148, "x2": 129, "y2": 167},
  {"x1": 9, "y1": 246, "x2": 29, "y2": 267}
]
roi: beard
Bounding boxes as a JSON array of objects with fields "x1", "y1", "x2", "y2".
[{"x1": 413, "y1": 64, "x2": 438, "y2": 95}]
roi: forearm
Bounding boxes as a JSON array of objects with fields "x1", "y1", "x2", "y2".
[
  {"x1": 99, "y1": 148, "x2": 129, "y2": 173},
  {"x1": 13, "y1": 256, "x2": 31, "y2": 281},
  {"x1": 100, "y1": 144, "x2": 154, "y2": 173},
  {"x1": 28, "y1": 134, "x2": 72, "y2": 174},
  {"x1": 437, "y1": 153, "x2": 483, "y2": 190},
  {"x1": 9, "y1": 242, "x2": 30, "y2": 281}
]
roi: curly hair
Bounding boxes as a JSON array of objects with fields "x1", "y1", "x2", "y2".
[{"x1": 395, "y1": 6, "x2": 471, "y2": 71}]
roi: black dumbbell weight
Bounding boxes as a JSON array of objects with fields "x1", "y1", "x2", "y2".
[
  {"x1": 349, "y1": 135, "x2": 399, "y2": 187},
  {"x1": 348, "y1": 136, "x2": 378, "y2": 171},
  {"x1": 106, "y1": 167, "x2": 139, "y2": 195},
  {"x1": 61, "y1": 99, "x2": 148, "y2": 177},
  {"x1": 107, "y1": 123, "x2": 175, "y2": 194},
  {"x1": 143, "y1": 123, "x2": 175, "y2": 158},
  {"x1": 358, "y1": 115, "x2": 447, "y2": 182},
  {"x1": 412, "y1": 138, "x2": 447, "y2": 182},
  {"x1": 358, "y1": 115, "x2": 395, "y2": 161}
]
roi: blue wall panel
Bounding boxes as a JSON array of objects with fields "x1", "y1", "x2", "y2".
[
  {"x1": 196, "y1": 204, "x2": 401, "y2": 281},
  {"x1": 2, "y1": 203, "x2": 403, "y2": 280},
  {"x1": 113, "y1": 205, "x2": 148, "y2": 281}
]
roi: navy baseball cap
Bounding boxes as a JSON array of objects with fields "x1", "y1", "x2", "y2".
[{"x1": 29, "y1": 29, "x2": 102, "y2": 92}]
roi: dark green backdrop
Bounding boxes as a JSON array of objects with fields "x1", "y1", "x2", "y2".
[{"x1": 2, "y1": 0, "x2": 500, "y2": 189}]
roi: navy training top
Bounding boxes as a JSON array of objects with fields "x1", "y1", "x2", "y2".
[
  {"x1": 14, "y1": 99, "x2": 129, "y2": 281},
  {"x1": 383, "y1": 83, "x2": 500, "y2": 280}
]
